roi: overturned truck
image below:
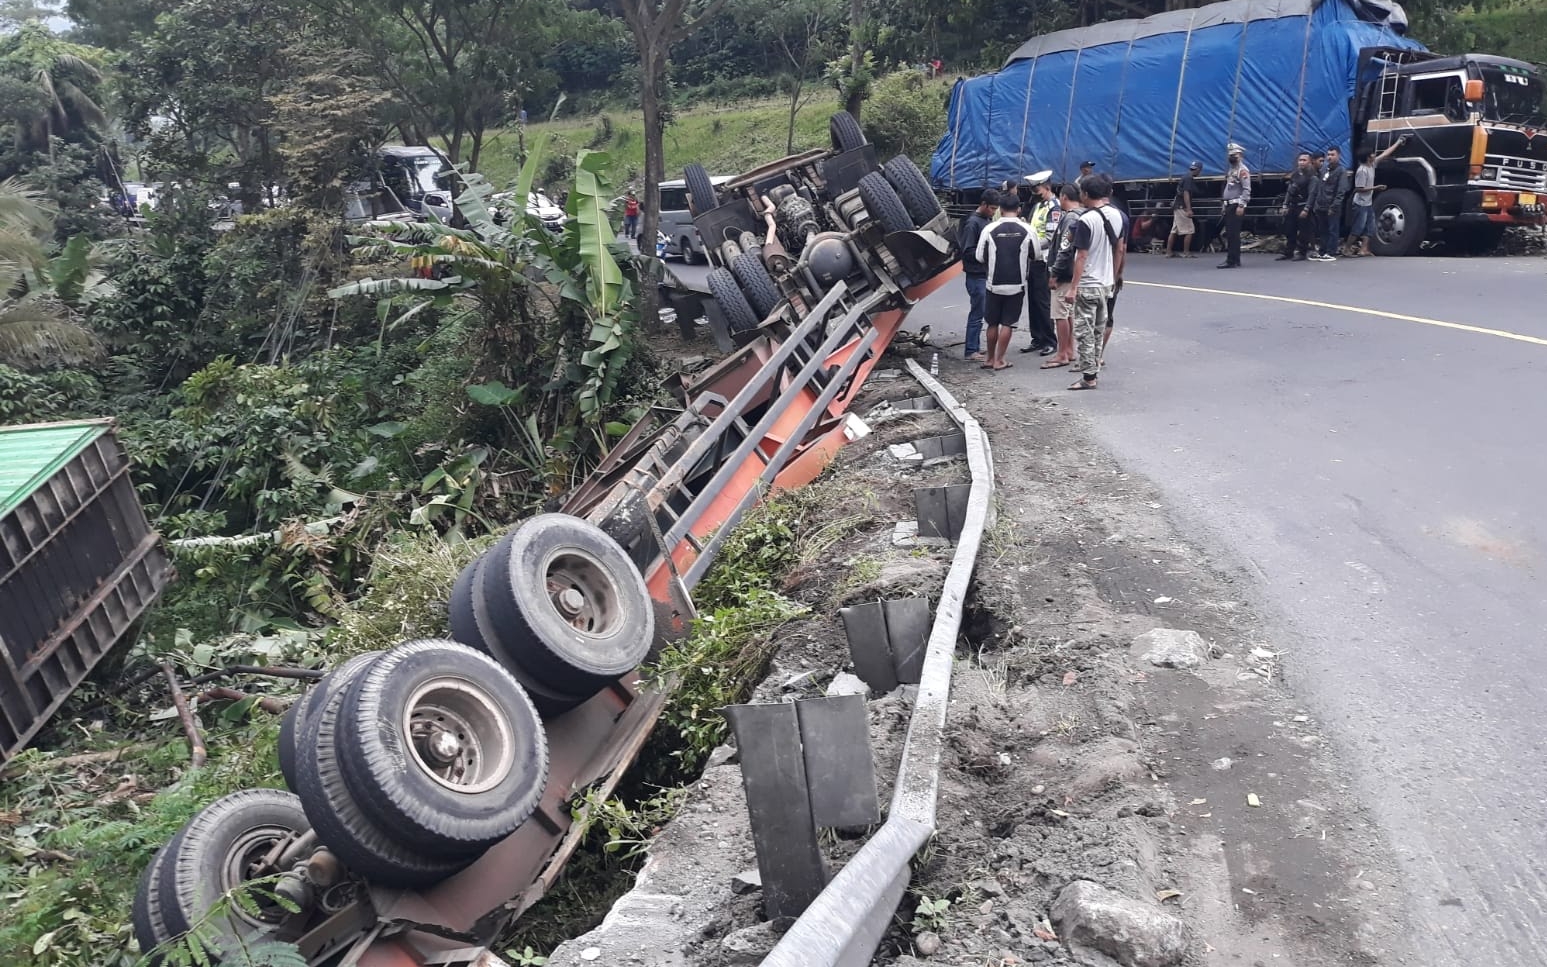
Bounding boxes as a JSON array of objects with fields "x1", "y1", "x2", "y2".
[{"x1": 130, "y1": 112, "x2": 961, "y2": 967}]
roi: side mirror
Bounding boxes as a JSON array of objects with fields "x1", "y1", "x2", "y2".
[{"x1": 1464, "y1": 78, "x2": 1484, "y2": 103}]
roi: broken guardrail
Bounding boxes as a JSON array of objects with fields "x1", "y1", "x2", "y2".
[{"x1": 759, "y1": 358, "x2": 995, "y2": 967}]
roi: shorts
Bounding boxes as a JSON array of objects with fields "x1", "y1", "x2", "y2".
[
  {"x1": 984, "y1": 291, "x2": 1023, "y2": 328},
  {"x1": 1349, "y1": 204, "x2": 1375, "y2": 238},
  {"x1": 1052, "y1": 281, "x2": 1074, "y2": 320},
  {"x1": 1171, "y1": 208, "x2": 1195, "y2": 235}
]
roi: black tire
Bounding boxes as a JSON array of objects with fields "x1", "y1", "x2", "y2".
[
  {"x1": 680, "y1": 238, "x2": 701, "y2": 265},
  {"x1": 279, "y1": 652, "x2": 380, "y2": 794},
  {"x1": 338, "y1": 639, "x2": 549, "y2": 852},
  {"x1": 829, "y1": 110, "x2": 866, "y2": 152},
  {"x1": 479, "y1": 514, "x2": 655, "y2": 697},
  {"x1": 1369, "y1": 187, "x2": 1427, "y2": 257},
  {"x1": 882, "y1": 156, "x2": 942, "y2": 227},
  {"x1": 708, "y1": 266, "x2": 761, "y2": 334},
  {"x1": 684, "y1": 163, "x2": 717, "y2": 214},
  {"x1": 465, "y1": 554, "x2": 589, "y2": 715},
  {"x1": 132, "y1": 841, "x2": 174, "y2": 961},
  {"x1": 296, "y1": 659, "x2": 466, "y2": 887},
  {"x1": 277, "y1": 700, "x2": 301, "y2": 794},
  {"x1": 448, "y1": 557, "x2": 487, "y2": 653},
  {"x1": 858, "y1": 171, "x2": 913, "y2": 236},
  {"x1": 731, "y1": 252, "x2": 780, "y2": 319},
  {"x1": 157, "y1": 790, "x2": 311, "y2": 952}
]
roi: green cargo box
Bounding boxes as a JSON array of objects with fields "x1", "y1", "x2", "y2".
[{"x1": 0, "y1": 419, "x2": 172, "y2": 763}]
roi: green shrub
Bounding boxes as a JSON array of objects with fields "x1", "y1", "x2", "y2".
[{"x1": 863, "y1": 70, "x2": 950, "y2": 165}]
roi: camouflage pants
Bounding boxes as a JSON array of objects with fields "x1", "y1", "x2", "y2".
[{"x1": 1073, "y1": 285, "x2": 1112, "y2": 378}]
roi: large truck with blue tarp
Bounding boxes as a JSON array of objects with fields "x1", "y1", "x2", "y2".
[{"x1": 930, "y1": 0, "x2": 1547, "y2": 255}]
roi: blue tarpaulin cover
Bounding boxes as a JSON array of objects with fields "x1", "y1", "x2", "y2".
[{"x1": 931, "y1": 0, "x2": 1425, "y2": 189}]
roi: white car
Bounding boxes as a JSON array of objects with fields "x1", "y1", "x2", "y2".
[{"x1": 490, "y1": 191, "x2": 567, "y2": 234}]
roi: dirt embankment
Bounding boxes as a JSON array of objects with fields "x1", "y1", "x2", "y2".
[{"x1": 548, "y1": 360, "x2": 1417, "y2": 967}]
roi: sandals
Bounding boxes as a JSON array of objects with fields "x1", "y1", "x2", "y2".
[{"x1": 1067, "y1": 378, "x2": 1098, "y2": 391}]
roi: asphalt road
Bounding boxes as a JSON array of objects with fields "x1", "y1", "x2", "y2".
[{"x1": 906, "y1": 250, "x2": 1547, "y2": 966}]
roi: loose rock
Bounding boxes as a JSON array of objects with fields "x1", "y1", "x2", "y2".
[
  {"x1": 1050, "y1": 880, "x2": 1189, "y2": 967},
  {"x1": 826, "y1": 672, "x2": 870, "y2": 697},
  {"x1": 1131, "y1": 628, "x2": 1209, "y2": 670},
  {"x1": 915, "y1": 931, "x2": 943, "y2": 956},
  {"x1": 730, "y1": 868, "x2": 762, "y2": 895},
  {"x1": 720, "y1": 922, "x2": 783, "y2": 964}
]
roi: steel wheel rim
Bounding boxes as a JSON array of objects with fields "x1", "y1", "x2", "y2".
[
  {"x1": 1377, "y1": 205, "x2": 1405, "y2": 244},
  {"x1": 544, "y1": 550, "x2": 621, "y2": 638},
  {"x1": 402, "y1": 676, "x2": 516, "y2": 795},
  {"x1": 222, "y1": 826, "x2": 295, "y2": 928}
]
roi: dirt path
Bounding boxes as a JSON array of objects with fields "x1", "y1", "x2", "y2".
[{"x1": 898, "y1": 359, "x2": 1418, "y2": 966}]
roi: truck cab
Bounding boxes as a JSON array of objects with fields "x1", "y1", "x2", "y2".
[{"x1": 1354, "y1": 49, "x2": 1547, "y2": 254}]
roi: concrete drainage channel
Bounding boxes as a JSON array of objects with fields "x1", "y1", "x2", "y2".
[{"x1": 545, "y1": 357, "x2": 994, "y2": 967}]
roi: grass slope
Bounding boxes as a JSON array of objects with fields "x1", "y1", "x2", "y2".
[{"x1": 478, "y1": 93, "x2": 842, "y2": 191}]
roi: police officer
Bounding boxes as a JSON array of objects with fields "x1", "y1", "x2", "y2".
[
  {"x1": 1019, "y1": 170, "x2": 1060, "y2": 356},
  {"x1": 1218, "y1": 143, "x2": 1251, "y2": 269}
]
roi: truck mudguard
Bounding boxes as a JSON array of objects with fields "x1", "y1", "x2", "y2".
[{"x1": 932, "y1": 0, "x2": 1423, "y2": 189}]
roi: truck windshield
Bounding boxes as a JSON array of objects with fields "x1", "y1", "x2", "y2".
[{"x1": 1480, "y1": 66, "x2": 1547, "y2": 125}]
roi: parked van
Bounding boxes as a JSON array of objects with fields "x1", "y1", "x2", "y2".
[{"x1": 659, "y1": 175, "x2": 730, "y2": 263}]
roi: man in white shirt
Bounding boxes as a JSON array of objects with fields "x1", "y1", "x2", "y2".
[
  {"x1": 1062, "y1": 173, "x2": 1126, "y2": 390},
  {"x1": 974, "y1": 194, "x2": 1034, "y2": 372}
]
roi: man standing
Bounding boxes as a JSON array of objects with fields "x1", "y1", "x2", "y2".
[
  {"x1": 1064, "y1": 174, "x2": 1124, "y2": 390},
  {"x1": 1218, "y1": 143, "x2": 1250, "y2": 268},
  {"x1": 1319, "y1": 146, "x2": 1351, "y2": 258},
  {"x1": 1042, "y1": 182, "x2": 1084, "y2": 369},
  {"x1": 956, "y1": 189, "x2": 998, "y2": 361},
  {"x1": 1276, "y1": 152, "x2": 1315, "y2": 261},
  {"x1": 1167, "y1": 161, "x2": 1202, "y2": 258},
  {"x1": 975, "y1": 193, "x2": 1034, "y2": 372},
  {"x1": 623, "y1": 191, "x2": 640, "y2": 240},
  {"x1": 1020, "y1": 170, "x2": 1060, "y2": 356},
  {"x1": 1350, "y1": 137, "x2": 1407, "y2": 256},
  {"x1": 1080, "y1": 160, "x2": 1096, "y2": 181},
  {"x1": 1305, "y1": 150, "x2": 1335, "y2": 261}
]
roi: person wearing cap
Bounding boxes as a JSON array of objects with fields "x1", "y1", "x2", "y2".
[
  {"x1": 1167, "y1": 161, "x2": 1202, "y2": 258},
  {"x1": 1218, "y1": 143, "x2": 1251, "y2": 268},
  {"x1": 1020, "y1": 170, "x2": 1060, "y2": 356},
  {"x1": 956, "y1": 188, "x2": 999, "y2": 361},
  {"x1": 1080, "y1": 161, "x2": 1096, "y2": 180},
  {"x1": 974, "y1": 193, "x2": 1034, "y2": 372}
]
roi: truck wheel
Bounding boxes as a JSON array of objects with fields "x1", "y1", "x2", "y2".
[
  {"x1": 461, "y1": 555, "x2": 586, "y2": 716},
  {"x1": 279, "y1": 651, "x2": 382, "y2": 794},
  {"x1": 681, "y1": 238, "x2": 702, "y2": 265},
  {"x1": 133, "y1": 841, "x2": 175, "y2": 961},
  {"x1": 480, "y1": 515, "x2": 655, "y2": 698},
  {"x1": 157, "y1": 790, "x2": 312, "y2": 952},
  {"x1": 448, "y1": 558, "x2": 486, "y2": 652},
  {"x1": 829, "y1": 111, "x2": 866, "y2": 152},
  {"x1": 684, "y1": 164, "x2": 717, "y2": 214},
  {"x1": 882, "y1": 156, "x2": 941, "y2": 226},
  {"x1": 1370, "y1": 188, "x2": 1427, "y2": 257},
  {"x1": 858, "y1": 172, "x2": 913, "y2": 236},
  {"x1": 338, "y1": 639, "x2": 549, "y2": 853},
  {"x1": 297, "y1": 661, "x2": 467, "y2": 886},
  {"x1": 708, "y1": 266, "x2": 761, "y2": 333},
  {"x1": 731, "y1": 252, "x2": 780, "y2": 319}
]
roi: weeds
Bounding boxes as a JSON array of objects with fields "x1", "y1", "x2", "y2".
[{"x1": 910, "y1": 894, "x2": 952, "y2": 934}]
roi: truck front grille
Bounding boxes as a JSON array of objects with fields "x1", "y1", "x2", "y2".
[{"x1": 1484, "y1": 155, "x2": 1547, "y2": 193}]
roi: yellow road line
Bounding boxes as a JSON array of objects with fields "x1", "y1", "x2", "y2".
[{"x1": 1127, "y1": 280, "x2": 1547, "y2": 347}]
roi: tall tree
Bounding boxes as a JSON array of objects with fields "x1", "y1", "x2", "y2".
[
  {"x1": 0, "y1": 25, "x2": 109, "y2": 162},
  {"x1": 735, "y1": 0, "x2": 842, "y2": 153},
  {"x1": 307, "y1": 0, "x2": 566, "y2": 170},
  {"x1": 614, "y1": 0, "x2": 731, "y2": 324},
  {"x1": 0, "y1": 177, "x2": 100, "y2": 368}
]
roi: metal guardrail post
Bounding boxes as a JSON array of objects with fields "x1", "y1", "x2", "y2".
[{"x1": 760, "y1": 359, "x2": 995, "y2": 967}]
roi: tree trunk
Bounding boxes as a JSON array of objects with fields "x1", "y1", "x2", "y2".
[
  {"x1": 637, "y1": 49, "x2": 666, "y2": 329},
  {"x1": 786, "y1": 75, "x2": 804, "y2": 155},
  {"x1": 846, "y1": 0, "x2": 866, "y2": 120}
]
